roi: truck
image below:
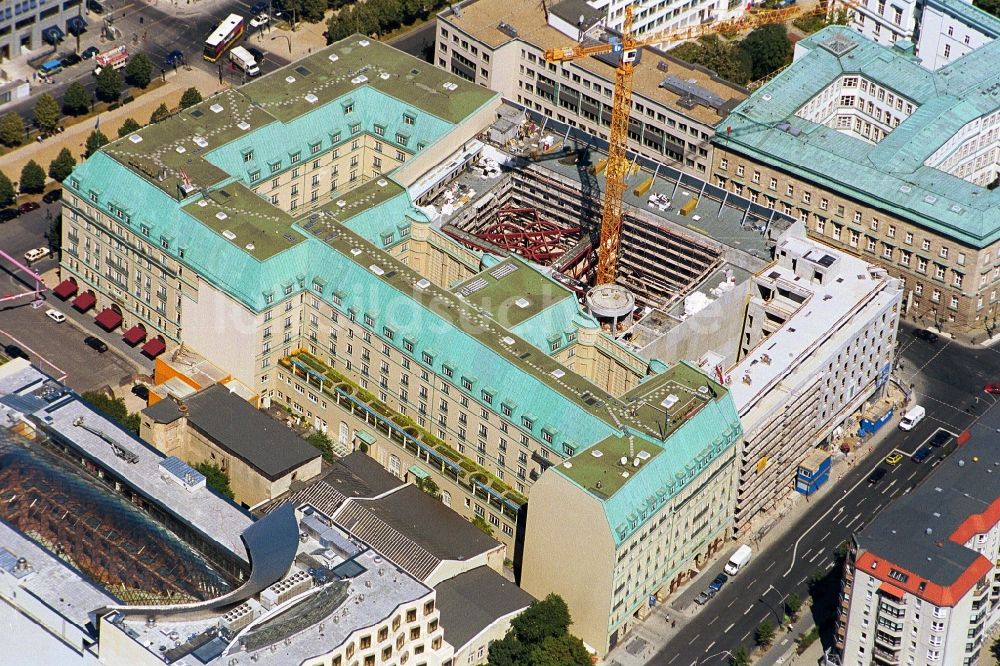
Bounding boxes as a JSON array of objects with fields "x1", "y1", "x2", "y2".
[
  {"x1": 93, "y1": 45, "x2": 128, "y2": 76},
  {"x1": 899, "y1": 405, "x2": 925, "y2": 431},
  {"x1": 723, "y1": 545, "x2": 752, "y2": 575},
  {"x1": 228, "y1": 46, "x2": 260, "y2": 77}
]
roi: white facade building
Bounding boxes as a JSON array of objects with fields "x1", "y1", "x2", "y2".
[
  {"x1": 719, "y1": 236, "x2": 902, "y2": 533},
  {"x1": 838, "y1": 424, "x2": 1000, "y2": 665}
]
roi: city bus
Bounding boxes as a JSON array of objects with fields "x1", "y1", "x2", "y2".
[{"x1": 204, "y1": 14, "x2": 245, "y2": 62}]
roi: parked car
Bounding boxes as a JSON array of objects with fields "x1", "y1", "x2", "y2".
[
  {"x1": 131, "y1": 384, "x2": 150, "y2": 400},
  {"x1": 694, "y1": 588, "x2": 716, "y2": 605},
  {"x1": 929, "y1": 430, "x2": 952, "y2": 448},
  {"x1": 985, "y1": 383, "x2": 1000, "y2": 394},
  {"x1": 165, "y1": 49, "x2": 184, "y2": 67},
  {"x1": 708, "y1": 573, "x2": 728, "y2": 592},
  {"x1": 884, "y1": 452, "x2": 903, "y2": 465},
  {"x1": 83, "y1": 336, "x2": 108, "y2": 353},
  {"x1": 24, "y1": 247, "x2": 51, "y2": 263},
  {"x1": 81, "y1": 46, "x2": 100, "y2": 59},
  {"x1": 0, "y1": 208, "x2": 17, "y2": 222},
  {"x1": 3, "y1": 344, "x2": 28, "y2": 360},
  {"x1": 247, "y1": 46, "x2": 264, "y2": 62},
  {"x1": 60, "y1": 53, "x2": 82, "y2": 67},
  {"x1": 250, "y1": 0, "x2": 269, "y2": 14},
  {"x1": 867, "y1": 467, "x2": 888, "y2": 485},
  {"x1": 45, "y1": 308, "x2": 66, "y2": 323},
  {"x1": 17, "y1": 201, "x2": 39, "y2": 215},
  {"x1": 42, "y1": 189, "x2": 61, "y2": 203},
  {"x1": 913, "y1": 328, "x2": 939, "y2": 342},
  {"x1": 250, "y1": 14, "x2": 269, "y2": 29},
  {"x1": 911, "y1": 446, "x2": 932, "y2": 463}
]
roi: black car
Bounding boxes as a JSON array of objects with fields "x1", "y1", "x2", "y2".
[
  {"x1": 868, "y1": 467, "x2": 888, "y2": 485},
  {"x1": 0, "y1": 208, "x2": 17, "y2": 222},
  {"x1": 250, "y1": 0, "x2": 269, "y2": 14},
  {"x1": 84, "y1": 336, "x2": 108, "y2": 353},
  {"x1": 929, "y1": 430, "x2": 952, "y2": 448},
  {"x1": 42, "y1": 189, "x2": 61, "y2": 203},
  {"x1": 165, "y1": 49, "x2": 184, "y2": 67},
  {"x1": 708, "y1": 573, "x2": 728, "y2": 591},
  {"x1": 131, "y1": 384, "x2": 150, "y2": 400},
  {"x1": 911, "y1": 446, "x2": 933, "y2": 463},
  {"x1": 60, "y1": 53, "x2": 81, "y2": 68},
  {"x1": 81, "y1": 45, "x2": 99, "y2": 59},
  {"x1": 247, "y1": 46, "x2": 264, "y2": 62},
  {"x1": 3, "y1": 344, "x2": 28, "y2": 360},
  {"x1": 913, "y1": 328, "x2": 939, "y2": 342}
]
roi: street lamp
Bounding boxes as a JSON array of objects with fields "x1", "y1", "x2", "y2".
[
  {"x1": 701, "y1": 650, "x2": 735, "y2": 664},
  {"x1": 760, "y1": 584, "x2": 786, "y2": 624},
  {"x1": 271, "y1": 34, "x2": 292, "y2": 54}
]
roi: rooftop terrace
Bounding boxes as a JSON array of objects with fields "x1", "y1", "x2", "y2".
[{"x1": 452, "y1": 257, "x2": 575, "y2": 328}]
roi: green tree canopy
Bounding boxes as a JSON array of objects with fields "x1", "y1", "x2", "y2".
[
  {"x1": 85, "y1": 129, "x2": 109, "y2": 157},
  {"x1": 305, "y1": 430, "x2": 336, "y2": 462},
  {"x1": 785, "y1": 592, "x2": 802, "y2": 619},
  {"x1": 179, "y1": 87, "x2": 203, "y2": 109},
  {"x1": 730, "y1": 645, "x2": 751, "y2": 666},
  {"x1": 124, "y1": 52, "x2": 153, "y2": 88},
  {"x1": 669, "y1": 35, "x2": 752, "y2": 85},
  {"x1": 528, "y1": 634, "x2": 591, "y2": 666},
  {"x1": 0, "y1": 171, "x2": 14, "y2": 206},
  {"x1": 117, "y1": 117, "x2": 141, "y2": 138},
  {"x1": 62, "y1": 81, "x2": 91, "y2": 116},
  {"x1": 0, "y1": 111, "x2": 24, "y2": 147},
  {"x1": 48, "y1": 148, "x2": 76, "y2": 182},
  {"x1": 150, "y1": 103, "x2": 170, "y2": 124},
  {"x1": 487, "y1": 634, "x2": 529, "y2": 666},
  {"x1": 740, "y1": 23, "x2": 792, "y2": 81},
  {"x1": 284, "y1": 0, "x2": 328, "y2": 22},
  {"x1": 488, "y1": 595, "x2": 588, "y2": 666},
  {"x1": 32, "y1": 93, "x2": 61, "y2": 133},
  {"x1": 512, "y1": 594, "x2": 572, "y2": 645},
  {"x1": 194, "y1": 461, "x2": 235, "y2": 499},
  {"x1": 756, "y1": 618, "x2": 776, "y2": 647},
  {"x1": 19, "y1": 160, "x2": 45, "y2": 194},
  {"x1": 974, "y1": 0, "x2": 1000, "y2": 17},
  {"x1": 81, "y1": 391, "x2": 141, "y2": 433},
  {"x1": 95, "y1": 66, "x2": 123, "y2": 102}
]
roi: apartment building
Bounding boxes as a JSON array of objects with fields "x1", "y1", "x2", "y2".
[
  {"x1": 712, "y1": 27, "x2": 1000, "y2": 335},
  {"x1": 724, "y1": 236, "x2": 901, "y2": 533},
  {"x1": 60, "y1": 37, "x2": 739, "y2": 579},
  {"x1": 839, "y1": 0, "x2": 1000, "y2": 69},
  {"x1": 435, "y1": 0, "x2": 748, "y2": 175},
  {"x1": 521, "y1": 376, "x2": 742, "y2": 654},
  {"x1": 838, "y1": 418, "x2": 1000, "y2": 665}
]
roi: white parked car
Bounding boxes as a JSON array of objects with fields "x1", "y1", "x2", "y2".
[
  {"x1": 250, "y1": 14, "x2": 269, "y2": 28},
  {"x1": 45, "y1": 308, "x2": 66, "y2": 323},
  {"x1": 24, "y1": 247, "x2": 51, "y2": 263}
]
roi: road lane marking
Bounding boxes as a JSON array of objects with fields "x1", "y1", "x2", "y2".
[
  {"x1": 744, "y1": 604, "x2": 754, "y2": 615},
  {"x1": 724, "y1": 622, "x2": 734, "y2": 633},
  {"x1": 844, "y1": 513, "x2": 861, "y2": 530},
  {"x1": 688, "y1": 633, "x2": 700, "y2": 645},
  {"x1": 821, "y1": 530, "x2": 831, "y2": 541},
  {"x1": 742, "y1": 630, "x2": 751, "y2": 641},
  {"x1": 809, "y1": 550, "x2": 821, "y2": 563},
  {"x1": 708, "y1": 616, "x2": 717, "y2": 625},
  {"x1": 706, "y1": 641, "x2": 716, "y2": 652},
  {"x1": 765, "y1": 561, "x2": 775, "y2": 571}
]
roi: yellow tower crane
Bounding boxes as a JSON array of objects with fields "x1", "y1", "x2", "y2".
[{"x1": 545, "y1": 1, "x2": 838, "y2": 285}]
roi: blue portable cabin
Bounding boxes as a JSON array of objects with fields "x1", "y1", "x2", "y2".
[
  {"x1": 795, "y1": 449, "x2": 831, "y2": 496},
  {"x1": 38, "y1": 59, "x2": 63, "y2": 76}
]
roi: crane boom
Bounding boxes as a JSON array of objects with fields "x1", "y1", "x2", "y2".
[{"x1": 546, "y1": 0, "x2": 846, "y2": 285}]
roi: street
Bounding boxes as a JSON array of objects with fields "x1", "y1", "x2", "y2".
[{"x1": 644, "y1": 324, "x2": 996, "y2": 665}]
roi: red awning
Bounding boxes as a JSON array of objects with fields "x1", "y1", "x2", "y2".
[
  {"x1": 94, "y1": 308, "x2": 123, "y2": 331},
  {"x1": 72, "y1": 291, "x2": 96, "y2": 312},
  {"x1": 879, "y1": 581, "x2": 906, "y2": 600},
  {"x1": 142, "y1": 338, "x2": 166, "y2": 358},
  {"x1": 52, "y1": 279, "x2": 78, "y2": 300},
  {"x1": 122, "y1": 325, "x2": 146, "y2": 346}
]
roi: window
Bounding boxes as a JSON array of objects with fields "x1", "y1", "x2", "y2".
[
  {"x1": 290, "y1": 151, "x2": 300, "y2": 164},
  {"x1": 270, "y1": 161, "x2": 281, "y2": 173},
  {"x1": 403, "y1": 113, "x2": 415, "y2": 125},
  {"x1": 243, "y1": 150, "x2": 254, "y2": 162},
  {"x1": 421, "y1": 351, "x2": 433, "y2": 364},
  {"x1": 395, "y1": 133, "x2": 409, "y2": 146},
  {"x1": 922, "y1": 239, "x2": 931, "y2": 251},
  {"x1": 720, "y1": 158, "x2": 728, "y2": 170},
  {"x1": 522, "y1": 416, "x2": 533, "y2": 429},
  {"x1": 736, "y1": 165, "x2": 745, "y2": 177},
  {"x1": 768, "y1": 177, "x2": 777, "y2": 190}
]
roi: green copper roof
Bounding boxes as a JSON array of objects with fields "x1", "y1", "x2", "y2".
[{"x1": 716, "y1": 26, "x2": 1000, "y2": 248}]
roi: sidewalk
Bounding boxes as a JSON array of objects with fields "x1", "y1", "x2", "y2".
[{"x1": 0, "y1": 64, "x2": 218, "y2": 185}]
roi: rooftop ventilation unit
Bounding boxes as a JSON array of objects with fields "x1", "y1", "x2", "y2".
[
  {"x1": 415, "y1": 278, "x2": 431, "y2": 290},
  {"x1": 442, "y1": 82, "x2": 459, "y2": 91},
  {"x1": 222, "y1": 229, "x2": 237, "y2": 240},
  {"x1": 159, "y1": 456, "x2": 207, "y2": 491},
  {"x1": 350, "y1": 248, "x2": 362, "y2": 256},
  {"x1": 659, "y1": 75, "x2": 726, "y2": 111},
  {"x1": 551, "y1": 369, "x2": 565, "y2": 378},
  {"x1": 497, "y1": 21, "x2": 518, "y2": 38},
  {"x1": 660, "y1": 394, "x2": 679, "y2": 409},
  {"x1": 245, "y1": 243, "x2": 255, "y2": 251},
  {"x1": 376, "y1": 178, "x2": 388, "y2": 187},
  {"x1": 209, "y1": 103, "x2": 224, "y2": 114},
  {"x1": 237, "y1": 121, "x2": 251, "y2": 131},
  {"x1": 193, "y1": 136, "x2": 209, "y2": 149},
  {"x1": 285, "y1": 75, "x2": 296, "y2": 84},
  {"x1": 175, "y1": 146, "x2": 186, "y2": 154},
  {"x1": 369, "y1": 264, "x2": 385, "y2": 275},
  {"x1": 380, "y1": 72, "x2": 391, "y2": 80},
  {"x1": 515, "y1": 297, "x2": 530, "y2": 308},
  {"x1": 358, "y1": 39, "x2": 370, "y2": 46},
  {"x1": 215, "y1": 212, "x2": 228, "y2": 220},
  {"x1": 304, "y1": 93, "x2": 319, "y2": 104},
  {"x1": 328, "y1": 53, "x2": 339, "y2": 63},
  {"x1": 352, "y1": 75, "x2": 368, "y2": 84},
  {"x1": 501, "y1": 336, "x2": 515, "y2": 345},
  {"x1": 129, "y1": 134, "x2": 142, "y2": 144},
  {"x1": 591, "y1": 449, "x2": 603, "y2": 458}
]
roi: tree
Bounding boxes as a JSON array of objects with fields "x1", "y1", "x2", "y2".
[
  {"x1": 81, "y1": 391, "x2": 141, "y2": 434},
  {"x1": 85, "y1": 130, "x2": 109, "y2": 157},
  {"x1": 194, "y1": 461, "x2": 235, "y2": 499},
  {"x1": 784, "y1": 592, "x2": 802, "y2": 620},
  {"x1": 124, "y1": 52, "x2": 153, "y2": 88},
  {"x1": 48, "y1": 147, "x2": 77, "y2": 182},
  {"x1": 0, "y1": 171, "x2": 14, "y2": 206},
  {"x1": 62, "y1": 81, "x2": 91, "y2": 116},
  {"x1": 0, "y1": 111, "x2": 24, "y2": 147},
  {"x1": 471, "y1": 514, "x2": 494, "y2": 536},
  {"x1": 512, "y1": 594, "x2": 572, "y2": 645},
  {"x1": 669, "y1": 35, "x2": 752, "y2": 85},
  {"x1": 529, "y1": 634, "x2": 591, "y2": 666},
  {"x1": 150, "y1": 103, "x2": 170, "y2": 124},
  {"x1": 19, "y1": 160, "x2": 45, "y2": 194},
  {"x1": 305, "y1": 430, "x2": 336, "y2": 462},
  {"x1": 740, "y1": 24, "x2": 792, "y2": 81},
  {"x1": 975, "y1": 0, "x2": 1000, "y2": 17},
  {"x1": 95, "y1": 66, "x2": 123, "y2": 102},
  {"x1": 48, "y1": 212, "x2": 61, "y2": 252},
  {"x1": 179, "y1": 86, "x2": 202, "y2": 109},
  {"x1": 729, "y1": 646, "x2": 752, "y2": 666},
  {"x1": 415, "y1": 475, "x2": 440, "y2": 499},
  {"x1": 32, "y1": 93, "x2": 61, "y2": 133},
  {"x1": 283, "y1": 0, "x2": 328, "y2": 22},
  {"x1": 487, "y1": 634, "x2": 529, "y2": 666},
  {"x1": 755, "y1": 618, "x2": 776, "y2": 648},
  {"x1": 117, "y1": 117, "x2": 141, "y2": 138}
]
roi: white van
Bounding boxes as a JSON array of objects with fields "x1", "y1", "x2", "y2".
[
  {"x1": 724, "y1": 544, "x2": 752, "y2": 575},
  {"x1": 899, "y1": 405, "x2": 925, "y2": 431}
]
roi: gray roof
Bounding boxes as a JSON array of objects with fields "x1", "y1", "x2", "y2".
[
  {"x1": 325, "y1": 452, "x2": 403, "y2": 498},
  {"x1": 143, "y1": 385, "x2": 320, "y2": 480},
  {"x1": 856, "y1": 421, "x2": 1000, "y2": 589},
  {"x1": 436, "y1": 566, "x2": 534, "y2": 649}
]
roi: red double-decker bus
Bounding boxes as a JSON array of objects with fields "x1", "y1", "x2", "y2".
[{"x1": 204, "y1": 14, "x2": 244, "y2": 62}]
